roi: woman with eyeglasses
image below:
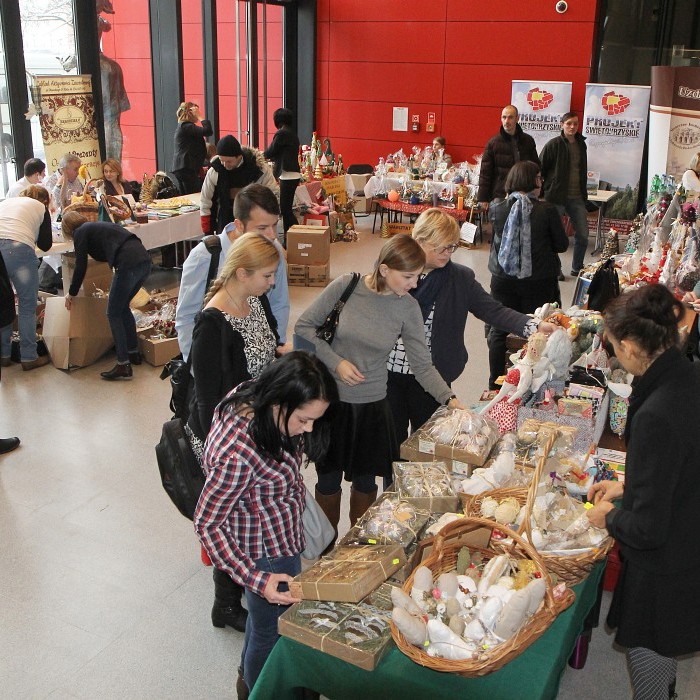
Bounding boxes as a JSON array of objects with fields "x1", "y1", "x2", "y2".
[
  {"x1": 386, "y1": 207, "x2": 554, "y2": 442},
  {"x1": 487, "y1": 161, "x2": 568, "y2": 388}
]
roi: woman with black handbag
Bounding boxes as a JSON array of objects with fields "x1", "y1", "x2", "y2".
[
  {"x1": 295, "y1": 235, "x2": 464, "y2": 539},
  {"x1": 194, "y1": 351, "x2": 338, "y2": 698},
  {"x1": 186, "y1": 232, "x2": 279, "y2": 635}
]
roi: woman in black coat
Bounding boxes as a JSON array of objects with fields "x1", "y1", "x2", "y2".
[
  {"x1": 172, "y1": 101, "x2": 213, "y2": 195},
  {"x1": 263, "y1": 107, "x2": 300, "y2": 234},
  {"x1": 587, "y1": 284, "x2": 700, "y2": 699},
  {"x1": 487, "y1": 160, "x2": 568, "y2": 388}
]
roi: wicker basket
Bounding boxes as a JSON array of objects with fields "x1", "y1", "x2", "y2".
[
  {"x1": 63, "y1": 179, "x2": 100, "y2": 221},
  {"x1": 390, "y1": 516, "x2": 575, "y2": 676},
  {"x1": 517, "y1": 435, "x2": 614, "y2": 585},
  {"x1": 459, "y1": 433, "x2": 612, "y2": 585}
]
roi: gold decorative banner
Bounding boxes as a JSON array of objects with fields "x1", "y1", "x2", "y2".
[{"x1": 36, "y1": 74, "x2": 101, "y2": 179}]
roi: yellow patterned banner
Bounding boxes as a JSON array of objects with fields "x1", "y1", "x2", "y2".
[{"x1": 36, "y1": 74, "x2": 101, "y2": 179}]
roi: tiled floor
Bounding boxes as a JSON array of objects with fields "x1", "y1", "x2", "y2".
[{"x1": 1, "y1": 215, "x2": 698, "y2": 698}]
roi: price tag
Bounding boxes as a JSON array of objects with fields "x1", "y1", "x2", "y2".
[{"x1": 418, "y1": 439, "x2": 436, "y2": 454}]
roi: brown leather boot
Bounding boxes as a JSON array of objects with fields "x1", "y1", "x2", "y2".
[
  {"x1": 349, "y1": 486, "x2": 378, "y2": 527},
  {"x1": 314, "y1": 487, "x2": 341, "y2": 552}
]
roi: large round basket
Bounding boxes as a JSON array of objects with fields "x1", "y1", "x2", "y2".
[
  {"x1": 390, "y1": 516, "x2": 575, "y2": 677},
  {"x1": 517, "y1": 435, "x2": 614, "y2": 586},
  {"x1": 63, "y1": 199, "x2": 99, "y2": 222}
]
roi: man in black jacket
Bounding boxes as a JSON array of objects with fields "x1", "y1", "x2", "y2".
[
  {"x1": 477, "y1": 105, "x2": 540, "y2": 213},
  {"x1": 539, "y1": 111, "x2": 589, "y2": 276}
]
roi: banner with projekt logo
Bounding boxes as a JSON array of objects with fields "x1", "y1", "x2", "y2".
[
  {"x1": 582, "y1": 83, "x2": 650, "y2": 193},
  {"x1": 648, "y1": 66, "x2": 700, "y2": 190},
  {"x1": 511, "y1": 80, "x2": 572, "y2": 153}
]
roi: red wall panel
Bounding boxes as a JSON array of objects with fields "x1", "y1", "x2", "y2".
[{"x1": 316, "y1": 3, "x2": 600, "y2": 165}]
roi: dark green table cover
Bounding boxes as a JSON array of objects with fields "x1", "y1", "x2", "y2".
[{"x1": 250, "y1": 562, "x2": 604, "y2": 700}]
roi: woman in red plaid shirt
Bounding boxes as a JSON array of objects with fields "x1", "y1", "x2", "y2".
[{"x1": 194, "y1": 351, "x2": 338, "y2": 697}]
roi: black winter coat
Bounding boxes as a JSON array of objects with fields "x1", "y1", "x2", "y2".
[
  {"x1": 488, "y1": 197, "x2": 569, "y2": 281},
  {"x1": 477, "y1": 125, "x2": 540, "y2": 203},
  {"x1": 539, "y1": 131, "x2": 588, "y2": 204},
  {"x1": 264, "y1": 126, "x2": 301, "y2": 178},
  {"x1": 187, "y1": 298, "x2": 278, "y2": 443},
  {"x1": 172, "y1": 120, "x2": 213, "y2": 173},
  {"x1": 427, "y1": 262, "x2": 530, "y2": 383},
  {"x1": 606, "y1": 347, "x2": 700, "y2": 657}
]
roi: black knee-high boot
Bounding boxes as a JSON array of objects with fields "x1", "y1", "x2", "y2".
[{"x1": 211, "y1": 567, "x2": 248, "y2": 632}]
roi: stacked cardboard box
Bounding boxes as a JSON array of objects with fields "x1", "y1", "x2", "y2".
[
  {"x1": 287, "y1": 224, "x2": 331, "y2": 287},
  {"x1": 288, "y1": 263, "x2": 330, "y2": 287}
]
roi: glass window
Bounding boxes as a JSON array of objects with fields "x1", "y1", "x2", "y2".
[
  {"x1": 597, "y1": 0, "x2": 700, "y2": 85},
  {"x1": 19, "y1": 0, "x2": 78, "y2": 168},
  {"x1": 0, "y1": 10, "x2": 15, "y2": 196}
]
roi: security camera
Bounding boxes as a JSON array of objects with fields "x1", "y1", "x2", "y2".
[{"x1": 555, "y1": 1, "x2": 568, "y2": 12}]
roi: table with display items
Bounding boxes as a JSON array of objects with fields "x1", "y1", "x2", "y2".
[
  {"x1": 250, "y1": 562, "x2": 605, "y2": 700},
  {"x1": 373, "y1": 198, "x2": 481, "y2": 242},
  {"x1": 38, "y1": 193, "x2": 204, "y2": 257}
]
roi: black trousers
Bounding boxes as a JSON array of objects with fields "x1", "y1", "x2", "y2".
[
  {"x1": 279, "y1": 178, "x2": 299, "y2": 234},
  {"x1": 487, "y1": 275, "x2": 561, "y2": 387},
  {"x1": 386, "y1": 371, "x2": 441, "y2": 445}
]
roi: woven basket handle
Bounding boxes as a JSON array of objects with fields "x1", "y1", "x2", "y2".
[
  {"x1": 520, "y1": 432, "x2": 557, "y2": 544},
  {"x1": 432, "y1": 515, "x2": 556, "y2": 610}
]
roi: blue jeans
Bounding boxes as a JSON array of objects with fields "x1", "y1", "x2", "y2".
[
  {"x1": 0, "y1": 240, "x2": 40, "y2": 361},
  {"x1": 107, "y1": 260, "x2": 151, "y2": 363},
  {"x1": 242, "y1": 553, "x2": 301, "y2": 692},
  {"x1": 556, "y1": 198, "x2": 589, "y2": 272}
]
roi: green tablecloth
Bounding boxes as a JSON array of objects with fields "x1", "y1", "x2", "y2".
[{"x1": 251, "y1": 562, "x2": 604, "y2": 700}]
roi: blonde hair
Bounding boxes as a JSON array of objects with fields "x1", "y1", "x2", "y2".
[
  {"x1": 177, "y1": 101, "x2": 198, "y2": 123},
  {"x1": 204, "y1": 232, "x2": 279, "y2": 304},
  {"x1": 19, "y1": 185, "x2": 50, "y2": 207},
  {"x1": 102, "y1": 158, "x2": 125, "y2": 182},
  {"x1": 61, "y1": 211, "x2": 88, "y2": 240},
  {"x1": 370, "y1": 235, "x2": 425, "y2": 293},
  {"x1": 689, "y1": 152, "x2": 700, "y2": 173},
  {"x1": 412, "y1": 208, "x2": 460, "y2": 248}
]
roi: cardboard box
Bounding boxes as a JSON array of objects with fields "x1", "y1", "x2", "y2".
[
  {"x1": 287, "y1": 225, "x2": 331, "y2": 265},
  {"x1": 279, "y1": 599, "x2": 393, "y2": 671},
  {"x1": 289, "y1": 544, "x2": 406, "y2": 602},
  {"x1": 393, "y1": 461, "x2": 461, "y2": 513},
  {"x1": 42, "y1": 296, "x2": 114, "y2": 369},
  {"x1": 61, "y1": 253, "x2": 113, "y2": 297},
  {"x1": 287, "y1": 262, "x2": 330, "y2": 287},
  {"x1": 138, "y1": 329, "x2": 179, "y2": 366},
  {"x1": 400, "y1": 431, "x2": 474, "y2": 477}
]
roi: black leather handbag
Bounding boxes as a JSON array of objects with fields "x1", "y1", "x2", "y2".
[{"x1": 315, "y1": 273, "x2": 360, "y2": 344}]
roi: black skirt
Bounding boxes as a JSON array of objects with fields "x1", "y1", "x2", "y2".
[{"x1": 316, "y1": 398, "x2": 399, "y2": 480}]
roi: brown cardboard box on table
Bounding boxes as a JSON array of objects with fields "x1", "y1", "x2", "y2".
[
  {"x1": 400, "y1": 430, "x2": 474, "y2": 477},
  {"x1": 61, "y1": 253, "x2": 113, "y2": 297},
  {"x1": 278, "y1": 597, "x2": 394, "y2": 671},
  {"x1": 286, "y1": 225, "x2": 331, "y2": 265},
  {"x1": 42, "y1": 296, "x2": 114, "y2": 369},
  {"x1": 289, "y1": 544, "x2": 405, "y2": 603},
  {"x1": 137, "y1": 328, "x2": 180, "y2": 367}
]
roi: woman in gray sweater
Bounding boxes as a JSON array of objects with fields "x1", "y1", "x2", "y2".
[{"x1": 295, "y1": 236, "x2": 462, "y2": 536}]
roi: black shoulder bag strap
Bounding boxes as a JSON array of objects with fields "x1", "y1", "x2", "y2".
[
  {"x1": 315, "y1": 272, "x2": 361, "y2": 344},
  {"x1": 203, "y1": 234, "x2": 222, "y2": 293}
]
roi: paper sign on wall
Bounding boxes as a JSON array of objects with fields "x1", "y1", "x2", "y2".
[{"x1": 392, "y1": 107, "x2": 408, "y2": 132}]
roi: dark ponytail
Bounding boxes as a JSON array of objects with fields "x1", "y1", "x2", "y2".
[{"x1": 603, "y1": 284, "x2": 684, "y2": 356}]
